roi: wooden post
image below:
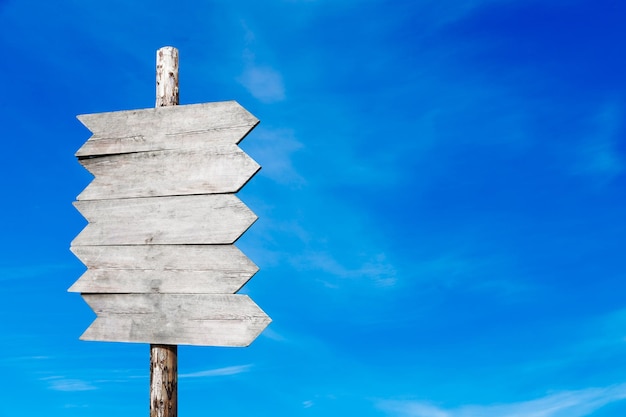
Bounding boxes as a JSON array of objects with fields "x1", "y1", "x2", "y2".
[
  {"x1": 150, "y1": 46, "x2": 179, "y2": 417},
  {"x1": 156, "y1": 47, "x2": 179, "y2": 107}
]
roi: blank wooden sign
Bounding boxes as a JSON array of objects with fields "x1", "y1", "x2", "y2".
[{"x1": 70, "y1": 101, "x2": 271, "y2": 347}]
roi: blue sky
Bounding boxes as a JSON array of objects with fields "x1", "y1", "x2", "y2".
[{"x1": 2, "y1": 0, "x2": 626, "y2": 415}]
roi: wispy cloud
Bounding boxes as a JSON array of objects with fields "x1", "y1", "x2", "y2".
[
  {"x1": 244, "y1": 127, "x2": 304, "y2": 185},
  {"x1": 179, "y1": 364, "x2": 252, "y2": 378},
  {"x1": 2, "y1": 355, "x2": 50, "y2": 362},
  {"x1": 289, "y1": 246, "x2": 527, "y2": 295},
  {"x1": 238, "y1": 21, "x2": 285, "y2": 103},
  {"x1": 526, "y1": 308, "x2": 626, "y2": 373},
  {"x1": 260, "y1": 327, "x2": 288, "y2": 342},
  {"x1": 43, "y1": 376, "x2": 96, "y2": 392},
  {"x1": 409, "y1": 251, "x2": 528, "y2": 296},
  {"x1": 64, "y1": 404, "x2": 89, "y2": 409},
  {"x1": 378, "y1": 384, "x2": 626, "y2": 417},
  {"x1": 572, "y1": 102, "x2": 624, "y2": 184},
  {"x1": 291, "y1": 251, "x2": 398, "y2": 288},
  {"x1": 239, "y1": 65, "x2": 286, "y2": 103}
]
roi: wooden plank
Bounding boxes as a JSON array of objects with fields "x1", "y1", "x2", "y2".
[
  {"x1": 80, "y1": 294, "x2": 271, "y2": 346},
  {"x1": 78, "y1": 101, "x2": 257, "y2": 137},
  {"x1": 69, "y1": 269, "x2": 255, "y2": 294},
  {"x1": 70, "y1": 244, "x2": 257, "y2": 271},
  {"x1": 76, "y1": 101, "x2": 258, "y2": 157},
  {"x1": 69, "y1": 245, "x2": 258, "y2": 294},
  {"x1": 76, "y1": 126, "x2": 254, "y2": 158},
  {"x1": 77, "y1": 145, "x2": 260, "y2": 200},
  {"x1": 70, "y1": 244, "x2": 257, "y2": 293},
  {"x1": 82, "y1": 314, "x2": 270, "y2": 346},
  {"x1": 72, "y1": 194, "x2": 256, "y2": 245}
]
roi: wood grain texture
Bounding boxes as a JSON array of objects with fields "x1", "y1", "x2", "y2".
[
  {"x1": 150, "y1": 344, "x2": 177, "y2": 417},
  {"x1": 70, "y1": 244, "x2": 257, "y2": 272},
  {"x1": 80, "y1": 294, "x2": 271, "y2": 346},
  {"x1": 69, "y1": 269, "x2": 255, "y2": 294},
  {"x1": 76, "y1": 101, "x2": 258, "y2": 157},
  {"x1": 152, "y1": 45, "x2": 179, "y2": 417},
  {"x1": 77, "y1": 145, "x2": 260, "y2": 200},
  {"x1": 156, "y1": 46, "x2": 179, "y2": 107},
  {"x1": 69, "y1": 245, "x2": 258, "y2": 294},
  {"x1": 72, "y1": 194, "x2": 257, "y2": 245}
]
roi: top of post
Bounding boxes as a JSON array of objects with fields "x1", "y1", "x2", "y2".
[{"x1": 156, "y1": 47, "x2": 179, "y2": 107}]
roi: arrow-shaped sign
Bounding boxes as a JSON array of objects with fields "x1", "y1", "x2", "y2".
[
  {"x1": 69, "y1": 245, "x2": 258, "y2": 294},
  {"x1": 80, "y1": 294, "x2": 270, "y2": 346},
  {"x1": 73, "y1": 194, "x2": 257, "y2": 245},
  {"x1": 78, "y1": 145, "x2": 260, "y2": 200},
  {"x1": 71, "y1": 101, "x2": 270, "y2": 347},
  {"x1": 75, "y1": 101, "x2": 258, "y2": 157}
]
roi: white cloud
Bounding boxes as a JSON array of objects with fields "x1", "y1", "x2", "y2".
[
  {"x1": 179, "y1": 364, "x2": 252, "y2": 378},
  {"x1": 292, "y1": 251, "x2": 397, "y2": 288},
  {"x1": 378, "y1": 384, "x2": 626, "y2": 417},
  {"x1": 64, "y1": 404, "x2": 89, "y2": 409},
  {"x1": 239, "y1": 65, "x2": 286, "y2": 103},
  {"x1": 260, "y1": 327, "x2": 288, "y2": 342},
  {"x1": 244, "y1": 127, "x2": 304, "y2": 185},
  {"x1": 573, "y1": 102, "x2": 624, "y2": 184},
  {"x1": 409, "y1": 252, "x2": 527, "y2": 296},
  {"x1": 291, "y1": 248, "x2": 524, "y2": 294},
  {"x1": 43, "y1": 377, "x2": 96, "y2": 392},
  {"x1": 238, "y1": 20, "x2": 286, "y2": 103},
  {"x1": 381, "y1": 401, "x2": 450, "y2": 417}
]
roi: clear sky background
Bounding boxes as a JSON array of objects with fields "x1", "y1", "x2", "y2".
[{"x1": 2, "y1": 0, "x2": 626, "y2": 416}]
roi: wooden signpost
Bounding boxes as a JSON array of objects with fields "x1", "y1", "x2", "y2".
[{"x1": 70, "y1": 47, "x2": 270, "y2": 417}]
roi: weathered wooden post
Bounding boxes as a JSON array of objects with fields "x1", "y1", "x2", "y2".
[
  {"x1": 69, "y1": 46, "x2": 271, "y2": 416},
  {"x1": 151, "y1": 46, "x2": 179, "y2": 417}
]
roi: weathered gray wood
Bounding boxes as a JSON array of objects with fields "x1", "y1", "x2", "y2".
[
  {"x1": 77, "y1": 145, "x2": 260, "y2": 200},
  {"x1": 156, "y1": 47, "x2": 179, "y2": 107},
  {"x1": 83, "y1": 314, "x2": 270, "y2": 346},
  {"x1": 72, "y1": 194, "x2": 257, "y2": 245},
  {"x1": 70, "y1": 244, "x2": 257, "y2": 272},
  {"x1": 77, "y1": 125, "x2": 255, "y2": 157},
  {"x1": 80, "y1": 294, "x2": 271, "y2": 346},
  {"x1": 76, "y1": 101, "x2": 258, "y2": 157},
  {"x1": 70, "y1": 242, "x2": 257, "y2": 293},
  {"x1": 153, "y1": 46, "x2": 179, "y2": 417},
  {"x1": 151, "y1": 345, "x2": 177, "y2": 416},
  {"x1": 69, "y1": 245, "x2": 258, "y2": 294},
  {"x1": 69, "y1": 269, "x2": 255, "y2": 294}
]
